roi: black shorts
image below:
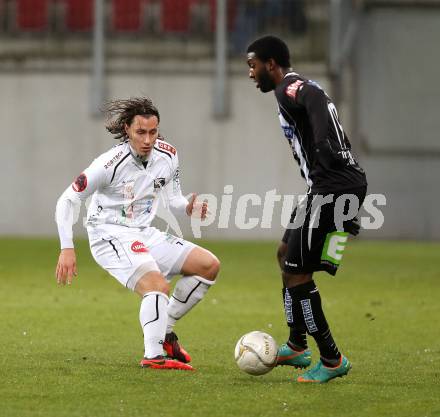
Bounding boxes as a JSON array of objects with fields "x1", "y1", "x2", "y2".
[{"x1": 281, "y1": 186, "x2": 367, "y2": 276}]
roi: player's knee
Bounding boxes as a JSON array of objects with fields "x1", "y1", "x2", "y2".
[
  {"x1": 282, "y1": 272, "x2": 313, "y2": 288},
  {"x1": 210, "y1": 256, "x2": 221, "y2": 279},
  {"x1": 277, "y1": 243, "x2": 287, "y2": 268},
  {"x1": 135, "y1": 271, "x2": 169, "y2": 296},
  {"x1": 157, "y1": 279, "x2": 170, "y2": 294},
  {"x1": 152, "y1": 273, "x2": 170, "y2": 294},
  {"x1": 202, "y1": 255, "x2": 220, "y2": 281},
  {"x1": 277, "y1": 247, "x2": 284, "y2": 264}
]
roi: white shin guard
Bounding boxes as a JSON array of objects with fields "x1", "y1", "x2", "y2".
[
  {"x1": 140, "y1": 291, "x2": 169, "y2": 358},
  {"x1": 167, "y1": 276, "x2": 215, "y2": 333}
]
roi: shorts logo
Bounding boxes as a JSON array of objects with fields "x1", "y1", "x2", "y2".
[
  {"x1": 72, "y1": 173, "x2": 87, "y2": 192},
  {"x1": 285, "y1": 80, "x2": 304, "y2": 99},
  {"x1": 321, "y1": 231, "x2": 348, "y2": 265},
  {"x1": 131, "y1": 241, "x2": 148, "y2": 253}
]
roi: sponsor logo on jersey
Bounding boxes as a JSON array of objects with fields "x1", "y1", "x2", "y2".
[
  {"x1": 72, "y1": 173, "x2": 87, "y2": 192},
  {"x1": 131, "y1": 241, "x2": 148, "y2": 253},
  {"x1": 157, "y1": 142, "x2": 176, "y2": 155},
  {"x1": 173, "y1": 168, "x2": 181, "y2": 192},
  {"x1": 285, "y1": 80, "x2": 304, "y2": 99},
  {"x1": 104, "y1": 150, "x2": 124, "y2": 169},
  {"x1": 154, "y1": 178, "x2": 166, "y2": 189},
  {"x1": 282, "y1": 125, "x2": 294, "y2": 139},
  {"x1": 144, "y1": 199, "x2": 153, "y2": 214}
]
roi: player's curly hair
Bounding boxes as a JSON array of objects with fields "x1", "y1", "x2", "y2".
[
  {"x1": 247, "y1": 36, "x2": 291, "y2": 68},
  {"x1": 103, "y1": 97, "x2": 160, "y2": 140}
]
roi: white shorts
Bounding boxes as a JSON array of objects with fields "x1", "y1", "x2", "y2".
[{"x1": 88, "y1": 226, "x2": 196, "y2": 291}]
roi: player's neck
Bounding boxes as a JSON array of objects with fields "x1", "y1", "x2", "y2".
[
  {"x1": 273, "y1": 67, "x2": 293, "y2": 86},
  {"x1": 282, "y1": 67, "x2": 294, "y2": 77}
]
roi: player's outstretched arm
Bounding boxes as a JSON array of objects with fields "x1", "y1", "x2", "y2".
[{"x1": 55, "y1": 248, "x2": 77, "y2": 285}]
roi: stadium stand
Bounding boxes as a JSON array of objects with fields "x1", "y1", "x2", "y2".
[
  {"x1": 112, "y1": 0, "x2": 142, "y2": 32},
  {"x1": 161, "y1": 0, "x2": 191, "y2": 32},
  {"x1": 65, "y1": 0, "x2": 93, "y2": 31},
  {"x1": 17, "y1": 0, "x2": 48, "y2": 31}
]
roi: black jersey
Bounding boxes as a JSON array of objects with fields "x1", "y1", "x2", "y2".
[{"x1": 275, "y1": 72, "x2": 367, "y2": 193}]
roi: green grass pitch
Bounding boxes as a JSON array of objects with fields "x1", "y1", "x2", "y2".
[{"x1": 0, "y1": 238, "x2": 439, "y2": 417}]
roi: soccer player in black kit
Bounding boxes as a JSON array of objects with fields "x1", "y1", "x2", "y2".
[{"x1": 246, "y1": 36, "x2": 367, "y2": 383}]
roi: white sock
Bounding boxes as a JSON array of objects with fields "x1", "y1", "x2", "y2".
[
  {"x1": 139, "y1": 291, "x2": 169, "y2": 358},
  {"x1": 166, "y1": 276, "x2": 214, "y2": 334}
]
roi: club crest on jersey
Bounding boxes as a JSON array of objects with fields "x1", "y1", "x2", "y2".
[
  {"x1": 158, "y1": 142, "x2": 176, "y2": 155},
  {"x1": 131, "y1": 241, "x2": 148, "y2": 253},
  {"x1": 285, "y1": 80, "x2": 304, "y2": 99},
  {"x1": 72, "y1": 173, "x2": 87, "y2": 192},
  {"x1": 154, "y1": 178, "x2": 166, "y2": 189}
]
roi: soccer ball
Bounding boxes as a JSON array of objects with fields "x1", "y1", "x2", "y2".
[{"x1": 234, "y1": 331, "x2": 278, "y2": 376}]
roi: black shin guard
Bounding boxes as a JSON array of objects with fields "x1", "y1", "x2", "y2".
[
  {"x1": 287, "y1": 281, "x2": 341, "y2": 365},
  {"x1": 283, "y1": 287, "x2": 308, "y2": 350}
]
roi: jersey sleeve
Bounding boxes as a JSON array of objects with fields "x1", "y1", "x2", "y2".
[
  {"x1": 55, "y1": 157, "x2": 108, "y2": 249},
  {"x1": 163, "y1": 152, "x2": 189, "y2": 217},
  {"x1": 285, "y1": 80, "x2": 329, "y2": 145}
]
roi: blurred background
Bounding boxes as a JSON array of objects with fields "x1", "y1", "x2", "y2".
[{"x1": 0, "y1": 0, "x2": 439, "y2": 240}]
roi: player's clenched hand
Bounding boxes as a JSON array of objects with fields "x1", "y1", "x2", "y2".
[
  {"x1": 186, "y1": 193, "x2": 209, "y2": 220},
  {"x1": 55, "y1": 248, "x2": 77, "y2": 285},
  {"x1": 343, "y1": 217, "x2": 361, "y2": 236}
]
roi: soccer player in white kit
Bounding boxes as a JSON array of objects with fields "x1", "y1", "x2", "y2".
[{"x1": 55, "y1": 97, "x2": 220, "y2": 371}]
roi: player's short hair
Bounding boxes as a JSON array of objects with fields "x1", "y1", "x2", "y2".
[
  {"x1": 247, "y1": 36, "x2": 291, "y2": 68},
  {"x1": 104, "y1": 97, "x2": 160, "y2": 140}
]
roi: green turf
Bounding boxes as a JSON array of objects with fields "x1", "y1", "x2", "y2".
[{"x1": 0, "y1": 238, "x2": 439, "y2": 417}]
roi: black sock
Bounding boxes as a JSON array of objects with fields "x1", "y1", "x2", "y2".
[
  {"x1": 315, "y1": 329, "x2": 340, "y2": 367},
  {"x1": 283, "y1": 287, "x2": 308, "y2": 350},
  {"x1": 288, "y1": 329, "x2": 308, "y2": 351},
  {"x1": 287, "y1": 281, "x2": 341, "y2": 366}
]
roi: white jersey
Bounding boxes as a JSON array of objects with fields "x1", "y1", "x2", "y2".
[{"x1": 56, "y1": 139, "x2": 188, "y2": 249}]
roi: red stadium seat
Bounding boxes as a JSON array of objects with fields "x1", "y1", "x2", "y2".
[
  {"x1": 17, "y1": 0, "x2": 48, "y2": 31},
  {"x1": 0, "y1": 1, "x2": 4, "y2": 23},
  {"x1": 112, "y1": 0, "x2": 142, "y2": 32},
  {"x1": 65, "y1": 0, "x2": 93, "y2": 31},
  {"x1": 161, "y1": 0, "x2": 191, "y2": 32}
]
